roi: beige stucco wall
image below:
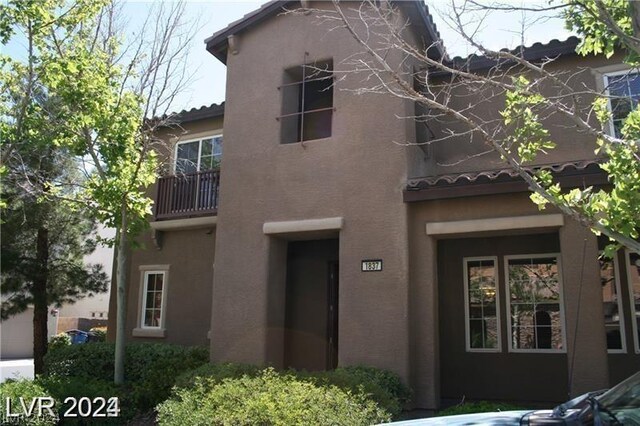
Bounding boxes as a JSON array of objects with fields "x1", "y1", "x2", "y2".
[
  {"x1": 408, "y1": 193, "x2": 614, "y2": 408},
  {"x1": 427, "y1": 53, "x2": 625, "y2": 176},
  {"x1": 209, "y1": 2, "x2": 425, "y2": 384},
  {"x1": 107, "y1": 116, "x2": 222, "y2": 347},
  {"x1": 106, "y1": 227, "x2": 215, "y2": 346}
]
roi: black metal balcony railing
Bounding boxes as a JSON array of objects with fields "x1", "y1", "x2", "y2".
[{"x1": 154, "y1": 170, "x2": 220, "y2": 220}]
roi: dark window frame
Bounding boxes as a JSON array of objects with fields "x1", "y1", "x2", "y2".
[{"x1": 278, "y1": 58, "x2": 335, "y2": 144}]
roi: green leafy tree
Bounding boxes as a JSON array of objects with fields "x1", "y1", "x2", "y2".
[
  {"x1": 1, "y1": 0, "x2": 194, "y2": 383},
  {"x1": 0, "y1": 0, "x2": 109, "y2": 375},
  {"x1": 294, "y1": 0, "x2": 639, "y2": 254}
]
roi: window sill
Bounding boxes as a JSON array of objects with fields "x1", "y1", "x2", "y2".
[
  {"x1": 132, "y1": 327, "x2": 166, "y2": 338},
  {"x1": 279, "y1": 135, "x2": 333, "y2": 146}
]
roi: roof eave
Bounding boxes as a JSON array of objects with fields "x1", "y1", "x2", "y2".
[
  {"x1": 204, "y1": 0, "x2": 446, "y2": 64},
  {"x1": 204, "y1": 0, "x2": 296, "y2": 65}
]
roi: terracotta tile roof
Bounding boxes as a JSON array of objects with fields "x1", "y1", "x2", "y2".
[
  {"x1": 404, "y1": 159, "x2": 608, "y2": 202},
  {"x1": 430, "y1": 36, "x2": 580, "y2": 76},
  {"x1": 407, "y1": 159, "x2": 604, "y2": 189},
  {"x1": 160, "y1": 102, "x2": 225, "y2": 124}
]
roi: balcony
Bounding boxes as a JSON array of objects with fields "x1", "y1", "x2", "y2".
[{"x1": 154, "y1": 170, "x2": 220, "y2": 220}]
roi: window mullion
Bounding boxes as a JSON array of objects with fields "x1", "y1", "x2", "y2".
[
  {"x1": 196, "y1": 139, "x2": 203, "y2": 172},
  {"x1": 300, "y1": 63, "x2": 306, "y2": 142}
]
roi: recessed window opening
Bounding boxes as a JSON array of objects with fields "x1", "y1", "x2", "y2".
[
  {"x1": 505, "y1": 255, "x2": 566, "y2": 352},
  {"x1": 627, "y1": 251, "x2": 640, "y2": 353},
  {"x1": 279, "y1": 59, "x2": 334, "y2": 144},
  {"x1": 141, "y1": 271, "x2": 166, "y2": 329},
  {"x1": 598, "y1": 238, "x2": 626, "y2": 353},
  {"x1": 464, "y1": 257, "x2": 501, "y2": 352}
]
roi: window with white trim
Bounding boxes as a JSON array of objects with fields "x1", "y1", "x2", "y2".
[
  {"x1": 141, "y1": 271, "x2": 166, "y2": 328},
  {"x1": 464, "y1": 257, "x2": 501, "y2": 351},
  {"x1": 627, "y1": 251, "x2": 640, "y2": 353},
  {"x1": 175, "y1": 135, "x2": 222, "y2": 174},
  {"x1": 506, "y1": 255, "x2": 565, "y2": 352},
  {"x1": 604, "y1": 70, "x2": 640, "y2": 138},
  {"x1": 600, "y1": 252, "x2": 626, "y2": 353}
]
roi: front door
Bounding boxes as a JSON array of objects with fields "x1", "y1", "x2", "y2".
[{"x1": 284, "y1": 239, "x2": 339, "y2": 371}]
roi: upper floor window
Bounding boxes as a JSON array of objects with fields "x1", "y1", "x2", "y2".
[
  {"x1": 175, "y1": 135, "x2": 222, "y2": 174},
  {"x1": 279, "y1": 59, "x2": 333, "y2": 144},
  {"x1": 604, "y1": 70, "x2": 640, "y2": 138}
]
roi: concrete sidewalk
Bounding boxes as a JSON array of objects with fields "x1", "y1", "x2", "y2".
[{"x1": 0, "y1": 359, "x2": 34, "y2": 382}]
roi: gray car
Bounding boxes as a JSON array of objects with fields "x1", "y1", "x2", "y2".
[{"x1": 386, "y1": 371, "x2": 640, "y2": 425}]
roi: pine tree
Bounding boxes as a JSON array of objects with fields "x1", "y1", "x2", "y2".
[{"x1": 1, "y1": 143, "x2": 108, "y2": 374}]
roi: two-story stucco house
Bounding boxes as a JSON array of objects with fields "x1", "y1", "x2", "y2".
[{"x1": 108, "y1": 0, "x2": 640, "y2": 410}]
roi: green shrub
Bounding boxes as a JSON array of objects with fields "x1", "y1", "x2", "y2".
[
  {"x1": 43, "y1": 342, "x2": 208, "y2": 415},
  {"x1": 47, "y1": 333, "x2": 71, "y2": 352},
  {"x1": 302, "y1": 365, "x2": 411, "y2": 418},
  {"x1": 173, "y1": 362, "x2": 261, "y2": 389},
  {"x1": 36, "y1": 376, "x2": 126, "y2": 425},
  {"x1": 89, "y1": 328, "x2": 106, "y2": 342},
  {"x1": 0, "y1": 379, "x2": 57, "y2": 426},
  {"x1": 437, "y1": 401, "x2": 525, "y2": 417},
  {"x1": 157, "y1": 368, "x2": 391, "y2": 426},
  {"x1": 339, "y1": 366, "x2": 412, "y2": 405},
  {"x1": 43, "y1": 341, "x2": 113, "y2": 379},
  {"x1": 174, "y1": 363, "x2": 411, "y2": 419}
]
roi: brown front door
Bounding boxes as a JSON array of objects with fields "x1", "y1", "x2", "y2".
[{"x1": 284, "y1": 239, "x2": 339, "y2": 371}]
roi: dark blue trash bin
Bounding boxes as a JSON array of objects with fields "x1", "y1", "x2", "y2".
[{"x1": 66, "y1": 329, "x2": 89, "y2": 344}]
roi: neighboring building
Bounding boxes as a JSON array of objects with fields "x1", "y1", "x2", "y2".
[
  {"x1": 108, "y1": 1, "x2": 640, "y2": 409},
  {"x1": 56, "y1": 225, "x2": 114, "y2": 333},
  {"x1": 1, "y1": 226, "x2": 113, "y2": 359},
  {"x1": 0, "y1": 308, "x2": 57, "y2": 360}
]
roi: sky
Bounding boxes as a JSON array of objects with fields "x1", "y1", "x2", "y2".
[
  {"x1": 138, "y1": 0, "x2": 573, "y2": 113},
  {"x1": 4, "y1": 0, "x2": 574, "y2": 115}
]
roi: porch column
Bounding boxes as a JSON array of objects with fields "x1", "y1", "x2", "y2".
[
  {"x1": 559, "y1": 217, "x2": 609, "y2": 396},
  {"x1": 409, "y1": 234, "x2": 439, "y2": 410}
]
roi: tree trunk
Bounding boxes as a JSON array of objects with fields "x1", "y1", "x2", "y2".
[
  {"x1": 33, "y1": 227, "x2": 49, "y2": 375},
  {"x1": 114, "y1": 207, "x2": 128, "y2": 384}
]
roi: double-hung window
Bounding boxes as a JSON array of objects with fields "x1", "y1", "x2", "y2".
[
  {"x1": 505, "y1": 255, "x2": 565, "y2": 352},
  {"x1": 463, "y1": 254, "x2": 566, "y2": 353},
  {"x1": 141, "y1": 271, "x2": 166, "y2": 329},
  {"x1": 604, "y1": 70, "x2": 640, "y2": 138},
  {"x1": 464, "y1": 257, "x2": 501, "y2": 351},
  {"x1": 279, "y1": 59, "x2": 334, "y2": 144},
  {"x1": 175, "y1": 135, "x2": 222, "y2": 174},
  {"x1": 627, "y1": 251, "x2": 640, "y2": 353},
  {"x1": 599, "y1": 250, "x2": 626, "y2": 353}
]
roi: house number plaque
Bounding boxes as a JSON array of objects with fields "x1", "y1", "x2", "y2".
[{"x1": 361, "y1": 259, "x2": 383, "y2": 272}]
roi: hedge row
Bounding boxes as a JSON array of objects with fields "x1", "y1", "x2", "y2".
[
  {"x1": 4, "y1": 343, "x2": 412, "y2": 425},
  {"x1": 156, "y1": 363, "x2": 412, "y2": 424},
  {"x1": 158, "y1": 368, "x2": 393, "y2": 426},
  {"x1": 43, "y1": 342, "x2": 208, "y2": 417}
]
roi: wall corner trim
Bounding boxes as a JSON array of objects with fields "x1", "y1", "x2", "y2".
[
  {"x1": 150, "y1": 216, "x2": 217, "y2": 231},
  {"x1": 425, "y1": 214, "x2": 564, "y2": 236},
  {"x1": 263, "y1": 217, "x2": 344, "y2": 235},
  {"x1": 132, "y1": 328, "x2": 166, "y2": 338}
]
